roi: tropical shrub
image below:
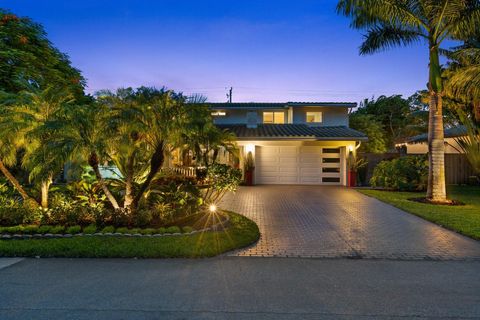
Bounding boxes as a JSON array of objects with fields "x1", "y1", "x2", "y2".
[
  {"x1": 49, "y1": 226, "x2": 65, "y2": 234},
  {"x1": 132, "y1": 209, "x2": 153, "y2": 228},
  {"x1": 203, "y1": 164, "x2": 242, "y2": 204},
  {"x1": 166, "y1": 226, "x2": 181, "y2": 234},
  {"x1": 370, "y1": 156, "x2": 428, "y2": 191},
  {"x1": 140, "y1": 228, "x2": 155, "y2": 235},
  {"x1": 101, "y1": 226, "x2": 115, "y2": 233},
  {"x1": 0, "y1": 197, "x2": 42, "y2": 226},
  {"x1": 38, "y1": 225, "x2": 52, "y2": 234},
  {"x1": 182, "y1": 226, "x2": 194, "y2": 233},
  {"x1": 66, "y1": 225, "x2": 82, "y2": 234},
  {"x1": 129, "y1": 228, "x2": 141, "y2": 234},
  {"x1": 156, "y1": 227, "x2": 167, "y2": 234},
  {"x1": 83, "y1": 224, "x2": 97, "y2": 234},
  {"x1": 149, "y1": 175, "x2": 202, "y2": 221},
  {"x1": 115, "y1": 227, "x2": 129, "y2": 234},
  {"x1": 22, "y1": 225, "x2": 39, "y2": 234}
]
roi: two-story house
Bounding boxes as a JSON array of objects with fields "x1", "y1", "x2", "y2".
[{"x1": 210, "y1": 102, "x2": 367, "y2": 186}]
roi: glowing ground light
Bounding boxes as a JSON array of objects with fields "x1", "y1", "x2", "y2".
[{"x1": 209, "y1": 204, "x2": 217, "y2": 212}]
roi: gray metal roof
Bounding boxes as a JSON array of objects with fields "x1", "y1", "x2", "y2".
[
  {"x1": 208, "y1": 102, "x2": 357, "y2": 109},
  {"x1": 403, "y1": 126, "x2": 467, "y2": 144},
  {"x1": 217, "y1": 124, "x2": 368, "y2": 141}
]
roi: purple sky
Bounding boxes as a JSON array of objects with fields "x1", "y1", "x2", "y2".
[{"x1": 6, "y1": 0, "x2": 431, "y2": 103}]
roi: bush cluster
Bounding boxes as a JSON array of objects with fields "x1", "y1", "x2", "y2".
[
  {"x1": 370, "y1": 155, "x2": 428, "y2": 191},
  {"x1": 0, "y1": 224, "x2": 194, "y2": 235}
]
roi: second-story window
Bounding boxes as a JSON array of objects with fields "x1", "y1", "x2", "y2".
[
  {"x1": 263, "y1": 112, "x2": 285, "y2": 124},
  {"x1": 306, "y1": 111, "x2": 322, "y2": 123}
]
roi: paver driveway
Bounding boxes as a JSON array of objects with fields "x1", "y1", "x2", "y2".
[{"x1": 221, "y1": 186, "x2": 480, "y2": 260}]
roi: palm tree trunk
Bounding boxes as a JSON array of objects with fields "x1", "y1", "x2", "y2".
[
  {"x1": 0, "y1": 159, "x2": 33, "y2": 202},
  {"x1": 426, "y1": 46, "x2": 447, "y2": 202},
  {"x1": 132, "y1": 142, "x2": 164, "y2": 209},
  {"x1": 89, "y1": 152, "x2": 120, "y2": 210},
  {"x1": 123, "y1": 154, "x2": 135, "y2": 209},
  {"x1": 474, "y1": 101, "x2": 480, "y2": 123},
  {"x1": 40, "y1": 176, "x2": 52, "y2": 208}
]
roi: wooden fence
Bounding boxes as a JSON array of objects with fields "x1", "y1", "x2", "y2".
[
  {"x1": 359, "y1": 152, "x2": 477, "y2": 185},
  {"x1": 444, "y1": 154, "x2": 477, "y2": 185}
]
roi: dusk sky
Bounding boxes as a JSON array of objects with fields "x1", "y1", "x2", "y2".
[{"x1": 7, "y1": 0, "x2": 431, "y2": 103}]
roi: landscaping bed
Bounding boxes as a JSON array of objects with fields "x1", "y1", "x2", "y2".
[
  {"x1": 0, "y1": 211, "x2": 259, "y2": 258},
  {"x1": 358, "y1": 186, "x2": 480, "y2": 240}
]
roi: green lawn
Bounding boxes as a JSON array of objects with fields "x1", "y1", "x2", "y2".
[
  {"x1": 0, "y1": 211, "x2": 260, "y2": 258},
  {"x1": 358, "y1": 186, "x2": 480, "y2": 240}
]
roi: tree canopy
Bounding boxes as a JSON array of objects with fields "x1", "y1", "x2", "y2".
[{"x1": 0, "y1": 9, "x2": 85, "y2": 98}]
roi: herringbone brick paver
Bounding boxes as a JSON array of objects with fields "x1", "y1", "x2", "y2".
[{"x1": 220, "y1": 186, "x2": 480, "y2": 260}]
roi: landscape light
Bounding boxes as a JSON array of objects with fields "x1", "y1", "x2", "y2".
[{"x1": 209, "y1": 204, "x2": 217, "y2": 213}]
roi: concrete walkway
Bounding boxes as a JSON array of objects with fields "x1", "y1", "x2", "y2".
[
  {"x1": 221, "y1": 186, "x2": 480, "y2": 260},
  {"x1": 0, "y1": 258, "x2": 479, "y2": 320}
]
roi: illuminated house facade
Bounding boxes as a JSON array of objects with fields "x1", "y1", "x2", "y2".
[{"x1": 208, "y1": 102, "x2": 367, "y2": 186}]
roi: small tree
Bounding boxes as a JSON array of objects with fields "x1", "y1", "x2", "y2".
[{"x1": 203, "y1": 164, "x2": 242, "y2": 205}]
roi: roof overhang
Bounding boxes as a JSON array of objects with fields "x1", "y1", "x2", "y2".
[{"x1": 234, "y1": 136, "x2": 368, "y2": 141}]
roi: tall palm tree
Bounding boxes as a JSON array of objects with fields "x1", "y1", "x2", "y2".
[
  {"x1": 337, "y1": 0, "x2": 480, "y2": 202},
  {"x1": 45, "y1": 103, "x2": 121, "y2": 209}
]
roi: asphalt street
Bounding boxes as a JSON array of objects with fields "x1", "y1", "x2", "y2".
[{"x1": 0, "y1": 257, "x2": 479, "y2": 319}]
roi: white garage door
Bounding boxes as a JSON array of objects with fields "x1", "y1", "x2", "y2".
[{"x1": 255, "y1": 146, "x2": 342, "y2": 185}]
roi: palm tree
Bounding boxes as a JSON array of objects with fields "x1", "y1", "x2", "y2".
[
  {"x1": 337, "y1": 0, "x2": 480, "y2": 202},
  {"x1": 182, "y1": 101, "x2": 238, "y2": 169},
  {"x1": 0, "y1": 92, "x2": 34, "y2": 202},
  {"x1": 45, "y1": 103, "x2": 121, "y2": 209},
  {"x1": 97, "y1": 87, "x2": 187, "y2": 211},
  {"x1": 445, "y1": 36, "x2": 480, "y2": 121},
  {"x1": 455, "y1": 111, "x2": 480, "y2": 174},
  {"x1": 2, "y1": 86, "x2": 73, "y2": 207}
]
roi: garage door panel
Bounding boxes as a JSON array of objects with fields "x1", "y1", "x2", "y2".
[
  {"x1": 299, "y1": 157, "x2": 322, "y2": 165},
  {"x1": 300, "y1": 167, "x2": 321, "y2": 175},
  {"x1": 300, "y1": 146, "x2": 322, "y2": 153},
  {"x1": 279, "y1": 167, "x2": 298, "y2": 174},
  {"x1": 300, "y1": 176, "x2": 321, "y2": 183},
  {"x1": 279, "y1": 146, "x2": 297, "y2": 153},
  {"x1": 258, "y1": 176, "x2": 280, "y2": 184},
  {"x1": 279, "y1": 176, "x2": 299, "y2": 183},
  {"x1": 258, "y1": 159, "x2": 279, "y2": 166}
]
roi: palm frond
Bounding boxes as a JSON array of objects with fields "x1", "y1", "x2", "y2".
[
  {"x1": 337, "y1": 0, "x2": 427, "y2": 30},
  {"x1": 360, "y1": 24, "x2": 422, "y2": 54}
]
